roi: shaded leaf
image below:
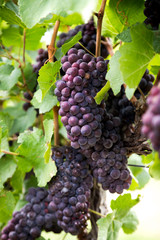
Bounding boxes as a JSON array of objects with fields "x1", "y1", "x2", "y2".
[
  {"x1": 38, "y1": 61, "x2": 61, "y2": 99},
  {"x1": 0, "y1": 6, "x2": 25, "y2": 27},
  {"x1": 97, "y1": 213, "x2": 114, "y2": 240},
  {"x1": 31, "y1": 89, "x2": 58, "y2": 114},
  {"x1": 0, "y1": 64, "x2": 21, "y2": 91},
  {"x1": 0, "y1": 190, "x2": 16, "y2": 223},
  {"x1": 122, "y1": 211, "x2": 139, "y2": 234},
  {"x1": 95, "y1": 81, "x2": 110, "y2": 104},
  {"x1": 106, "y1": 51, "x2": 123, "y2": 95},
  {"x1": 0, "y1": 155, "x2": 17, "y2": 190},
  {"x1": 16, "y1": 128, "x2": 57, "y2": 186},
  {"x1": 119, "y1": 24, "x2": 155, "y2": 93}
]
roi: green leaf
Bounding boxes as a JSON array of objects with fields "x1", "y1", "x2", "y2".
[
  {"x1": 97, "y1": 213, "x2": 114, "y2": 240},
  {"x1": 2, "y1": 26, "x2": 46, "y2": 50},
  {"x1": 10, "y1": 168, "x2": 24, "y2": 193},
  {"x1": 25, "y1": 27, "x2": 46, "y2": 50},
  {"x1": 55, "y1": 31, "x2": 82, "y2": 60},
  {"x1": 153, "y1": 30, "x2": 160, "y2": 53},
  {"x1": 119, "y1": 24, "x2": 155, "y2": 92},
  {"x1": 19, "y1": 0, "x2": 93, "y2": 28},
  {"x1": 43, "y1": 119, "x2": 53, "y2": 164},
  {"x1": 10, "y1": 107, "x2": 36, "y2": 135},
  {"x1": 2, "y1": 27, "x2": 22, "y2": 47},
  {"x1": 96, "y1": 0, "x2": 145, "y2": 37},
  {"x1": 95, "y1": 81, "x2": 110, "y2": 104},
  {"x1": 106, "y1": 51, "x2": 123, "y2": 95},
  {"x1": 16, "y1": 128, "x2": 57, "y2": 186},
  {"x1": 38, "y1": 61, "x2": 61, "y2": 99},
  {"x1": 107, "y1": 219, "x2": 122, "y2": 240},
  {"x1": 0, "y1": 121, "x2": 9, "y2": 158},
  {"x1": 61, "y1": 31, "x2": 82, "y2": 55},
  {"x1": 142, "y1": 151, "x2": 156, "y2": 164},
  {"x1": 0, "y1": 155, "x2": 17, "y2": 190},
  {"x1": 0, "y1": 64, "x2": 21, "y2": 91},
  {"x1": 0, "y1": 190, "x2": 16, "y2": 223},
  {"x1": 117, "y1": 28, "x2": 132, "y2": 42},
  {"x1": 31, "y1": 89, "x2": 58, "y2": 114},
  {"x1": 150, "y1": 65, "x2": 160, "y2": 76},
  {"x1": 122, "y1": 211, "x2": 139, "y2": 234},
  {"x1": 0, "y1": 6, "x2": 26, "y2": 28},
  {"x1": 111, "y1": 193, "x2": 140, "y2": 219},
  {"x1": 44, "y1": 119, "x2": 54, "y2": 143},
  {"x1": 19, "y1": 63, "x2": 37, "y2": 91},
  {"x1": 149, "y1": 153, "x2": 160, "y2": 180},
  {"x1": 128, "y1": 154, "x2": 150, "y2": 189}
]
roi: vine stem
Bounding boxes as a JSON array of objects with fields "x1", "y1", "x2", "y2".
[
  {"x1": 48, "y1": 20, "x2": 60, "y2": 61},
  {"x1": 128, "y1": 164, "x2": 149, "y2": 168},
  {"x1": 95, "y1": 0, "x2": 107, "y2": 57},
  {"x1": 23, "y1": 29, "x2": 26, "y2": 65},
  {"x1": 89, "y1": 208, "x2": 106, "y2": 218},
  {"x1": 47, "y1": 20, "x2": 60, "y2": 146},
  {"x1": 53, "y1": 106, "x2": 60, "y2": 146},
  {"x1": 1, "y1": 150, "x2": 19, "y2": 156}
]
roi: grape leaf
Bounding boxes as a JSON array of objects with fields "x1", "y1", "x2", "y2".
[
  {"x1": 31, "y1": 89, "x2": 58, "y2": 113},
  {"x1": 128, "y1": 154, "x2": 150, "y2": 189},
  {"x1": 119, "y1": 23, "x2": 155, "y2": 92},
  {"x1": 10, "y1": 168, "x2": 24, "y2": 193},
  {"x1": 19, "y1": 0, "x2": 93, "y2": 28},
  {"x1": 95, "y1": 81, "x2": 110, "y2": 104},
  {"x1": 0, "y1": 121, "x2": 9, "y2": 158},
  {"x1": 41, "y1": 12, "x2": 83, "y2": 26},
  {"x1": 153, "y1": 30, "x2": 160, "y2": 53},
  {"x1": 43, "y1": 119, "x2": 53, "y2": 163},
  {"x1": 0, "y1": 6, "x2": 25, "y2": 28},
  {"x1": 0, "y1": 155, "x2": 17, "y2": 190},
  {"x1": 0, "y1": 64, "x2": 21, "y2": 91},
  {"x1": 55, "y1": 31, "x2": 82, "y2": 60},
  {"x1": 16, "y1": 128, "x2": 57, "y2": 186},
  {"x1": 2, "y1": 27, "x2": 46, "y2": 50},
  {"x1": 10, "y1": 107, "x2": 36, "y2": 135},
  {"x1": 142, "y1": 151, "x2": 157, "y2": 164},
  {"x1": 111, "y1": 193, "x2": 140, "y2": 219},
  {"x1": 107, "y1": 219, "x2": 122, "y2": 240},
  {"x1": 122, "y1": 211, "x2": 139, "y2": 234},
  {"x1": 0, "y1": 190, "x2": 16, "y2": 223},
  {"x1": 97, "y1": 213, "x2": 114, "y2": 240},
  {"x1": 18, "y1": 63, "x2": 37, "y2": 91},
  {"x1": 96, "y1": 0, "x2": 145, "y2": 37},
  {"x1": 106, "y1": 51, "x2": 123, "y2": 95},
  {"x1": 117, "y1": 28, "x2": 132, "y2": 42},
  {"x1": 149, "y1": 154, "x2": 160, "y2": 180},
  {"x1": 44, "y1": 119, "x2": 54, "y2": 143},
  {"x1": 38, "y1": 61, "x2": 61, "y2": 99}
]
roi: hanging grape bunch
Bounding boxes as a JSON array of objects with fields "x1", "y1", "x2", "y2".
[
  {"x1": 55, "y1": 48, "x2": 108, "y2": 150},
  {"x1": 144, "y1": 0, "x2": 160, "y2": 29},
  {"x1": 141, "y1": 84, "x2": 160, "y2": 154},
  {"x1": 57, "y1": 18, "x2": 109, "y2": 58},
  {"x1": 1, "y1": 147, "x2": 92, "y2": 239}
]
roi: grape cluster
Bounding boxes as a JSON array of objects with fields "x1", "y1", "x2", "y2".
[
  {"x1": 57, "y1": 18, "x2": 108, "y2": 58},
  {"x1": 144, "y1": 0, "x2": 160, "y2": 30},
  {"x1": 134, "y1": 69, "x2": 154, "y2": 99},
  {"x1": 1, "y1": 187, "x2": 62, "y2": 240},
  {"x1": 55, "y1": 48, "x2": 109, "y2": 150},
  {"x1": 33, "y1": 48, "x2": 48, "y2": 74},
  {"x1": 106, "y1": 87, "x2": 135, "y2": 125},
  {"x1": 83, "y1": 111, "x2": 132, "y2": 194},
  {"x1": 50, "y1": 146, "x2": 93, "y2": 235},
  {"x1": 141, "y1": 84, "x2": 160, "y2": 154}
]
